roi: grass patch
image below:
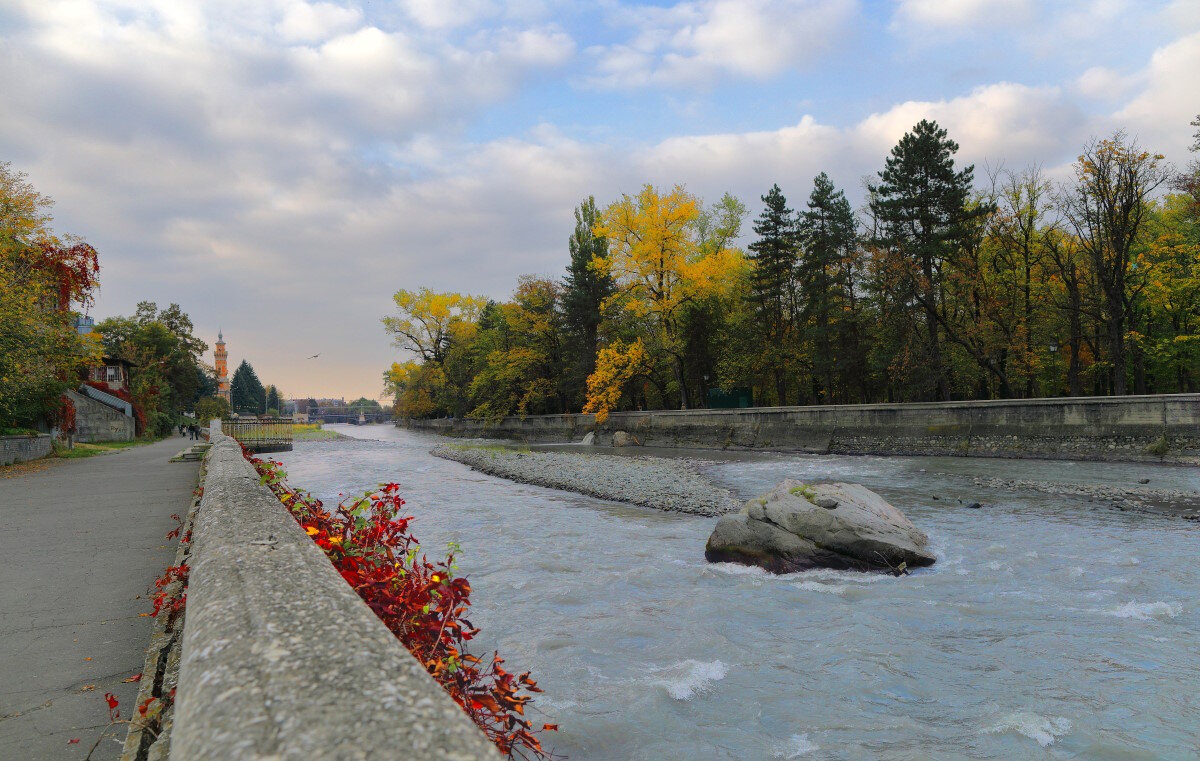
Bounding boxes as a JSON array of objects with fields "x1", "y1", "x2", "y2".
[
  {"x1": 0, "y1": 427, "x2": 40, "y2": 437},
  {"x1": 1145, "y1": 435, "x2": 1170, "y2": 457},
  {"x1": 53, "y1": 439, "x2": 153, "y2": 459},
  {"x1": 789, "y1": 484, "x2": 817, "y2": 500},
  {"x1": 293, "y1": 423, "x2": 346, "y2": 441}
]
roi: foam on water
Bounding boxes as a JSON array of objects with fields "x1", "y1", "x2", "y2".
[
  {"x1": 651, "y1": 659, "x2": 729, "y2": 700},
  {"x1": 985, "y1": 712, "x2": 1072, "y2": 746},
  {"x1": 793, "y1": 580, "x2": 847, "y2": 595},
  {"x1": 1105, "y1": 600, "x2": 1182, "y2": 620},
  {"x1": 771, "y1": 734, "x2": 819, "y2": 758}
]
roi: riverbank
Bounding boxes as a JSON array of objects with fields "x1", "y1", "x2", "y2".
[
  {"x1": 293, "y1": 423, "x2": 351, "y2": 441},
  {"x1": 967, "y1": 475, "x2": 1200, "y2": 519},
  {"x1": 405, "y1": 393, "x2": 1200, "y2": 464},
  {"x1": 432, "y1": 444, "x2": 739, "y2": 517}
]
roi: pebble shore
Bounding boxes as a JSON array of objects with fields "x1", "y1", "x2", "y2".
[{"x1": 432, "y1": 444, "x2": 739, "y2": 517}]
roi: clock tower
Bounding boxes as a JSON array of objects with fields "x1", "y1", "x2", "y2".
[{"x1": 215, "y1": 331, "x2": 230, "y2": 402}]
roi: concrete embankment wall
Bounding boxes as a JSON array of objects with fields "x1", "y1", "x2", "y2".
[
  {"x1": 404, "y1": 393, "x2": 1200, "y2": 463},
  {"x1": 171, "y1": 432, "x2": 495, "y2": 760},
  {"x1": 0, "y1": 433, "x2": 52, "y2": 465}
]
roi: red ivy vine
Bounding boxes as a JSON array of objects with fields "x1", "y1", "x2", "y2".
[{"x1": 247, "y1": 450, "x2": 559, "y2": 760}]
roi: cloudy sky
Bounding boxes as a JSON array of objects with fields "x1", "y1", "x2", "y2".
[{"x1": 2, "y1": 0, "x2": 1197, "y2": 401}]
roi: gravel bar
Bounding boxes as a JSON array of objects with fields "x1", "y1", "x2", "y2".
[
  {"x1": 970, "y1": 475, "x2": 1200, "y2": 519},
  {"x1": 433, "y1": 445, "x2": 739, "y2": 517}
]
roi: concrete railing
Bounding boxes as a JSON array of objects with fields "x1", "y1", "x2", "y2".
[
  {"x1": 172, "y1": 432, "x2": 495, "y2": 760},
  {"x1": 404, "y1": 393, "x2": 1200, "y2": 463}
]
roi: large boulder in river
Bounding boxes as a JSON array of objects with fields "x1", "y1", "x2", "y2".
[{"x1": 704, "y1": 480, "x2": 936, "y2": 574}]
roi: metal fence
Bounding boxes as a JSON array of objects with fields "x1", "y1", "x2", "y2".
[{"x1": 222, "y1": 417, "x2": 294, "y2": 453}]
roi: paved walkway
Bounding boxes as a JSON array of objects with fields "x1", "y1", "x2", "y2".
[{"x1": 0, "y1": 437, "x2": 200, "y2": 760}]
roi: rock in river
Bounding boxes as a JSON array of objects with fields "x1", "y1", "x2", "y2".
[{"x1": 704, "y1": 480, "x2": 937, "y2": 574}]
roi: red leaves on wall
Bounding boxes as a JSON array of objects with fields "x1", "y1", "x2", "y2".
[{"x1": 247, "y1": 451, "x2": 560, "y2": 760}]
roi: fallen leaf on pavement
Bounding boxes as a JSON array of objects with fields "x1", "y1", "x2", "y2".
[{"x1": 122, "y1": 674, "x2": 142, "y2": 683}]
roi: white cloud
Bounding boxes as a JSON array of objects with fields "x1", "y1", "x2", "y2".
[
  {"x1": 1113, "y1": 31, "x2": 1200, "y2": 158},
  {"x1": 1074, "y1": 66, "x2": 1140, "y2": 102},
  {"x1": 590, "y1": 0, "x2": 858, "y2": 88},
  {"x1": 398, "y1": 0, "x2": 498, "y2": 29},
  {"x1": 275, "y1": 1, "x2": 363, "y2": 43},
  {"x1": 892, "y1": 0, "x2": 1035, "y2": 29}
]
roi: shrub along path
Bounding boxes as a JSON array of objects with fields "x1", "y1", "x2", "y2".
[{"x1": 0, "y1": 436, "x2": 199, "y2": 760}]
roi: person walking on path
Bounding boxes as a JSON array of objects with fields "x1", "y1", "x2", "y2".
[{"x1": 0, "y1": 438, "x2": 200, "y2": 760}]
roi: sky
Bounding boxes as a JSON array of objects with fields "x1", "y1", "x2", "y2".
[{"x1": 1, "y1": 0, "x2": 1198, "y2": 402}]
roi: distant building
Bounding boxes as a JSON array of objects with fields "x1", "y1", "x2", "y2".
[
  {"x1": 86, "y1": 357, "x2": 134, "y2": 395},
  {"x1": 215, "y1": 331, "x2": 230, "y2": 403}
]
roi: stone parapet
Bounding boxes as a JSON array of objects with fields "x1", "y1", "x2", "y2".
[
  {"x1": 171, "y1": 432, "x2": 495, "y2": 760},
  {"x1": 0, "y1": 433, "x2": 52, "y2": 466}
]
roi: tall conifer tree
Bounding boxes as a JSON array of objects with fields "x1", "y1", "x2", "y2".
[
  {"x1": 869, "y1": 119, "x2": 980, "y2": 401},
  {"x1": 561, "y1": 196, "x2": 614, "y2": 409},
  {"x1": 230, "y1": 360, "x2": 266, "y2": 415},
  {"x1": 747, "y1": 184, "x2": 800, "y2": 403},
  {"x1": 798, "y1": 173, "x2": 858, "y2": 402}
]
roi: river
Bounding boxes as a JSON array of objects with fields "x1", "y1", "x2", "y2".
[{"x1": 272, "y1": 424, "x2": 1200, "y2": 760}]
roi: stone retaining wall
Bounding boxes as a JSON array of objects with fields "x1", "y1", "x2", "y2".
[
  {"x1": 68, "y1": 388, "x2": 135, "y2": 442},
  {"x1": 171, "y1": 432, "x2": 495, "y2": 760},
  {"x1": 0, "y1": 433, "x2": 52, "y2": 466},
  {"x1": 404, "y1": 393, "x2": 1200, "y2": 464}
]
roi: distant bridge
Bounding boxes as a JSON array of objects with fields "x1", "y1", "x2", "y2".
[{"x1": 307, "y1": 408, "x2": 392, "y2": 425}]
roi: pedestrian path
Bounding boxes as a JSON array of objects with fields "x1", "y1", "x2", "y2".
[{"x1": 0, "y1": 437, "x2": 200, "y2": 760}]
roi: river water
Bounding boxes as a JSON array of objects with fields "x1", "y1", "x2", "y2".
[{"x1": 274, "y1": 425, "x2": 1200, "y2": 760}]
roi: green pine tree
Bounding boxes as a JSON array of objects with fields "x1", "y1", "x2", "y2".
[
  {"x1": 230, "y1": 360, "x2": 266, "y2": 415},
  {"x1": 561, "y1": 196, "x2": 614, "y2": 410},
  {"x1": 265, "y1": 385, "x2": 280, "y2": 416},
  {"x1": 798, "y1": 172, "x2": 859, "y2": 403},
  {"x1": 747, "y1": 184, "x2": 800, "y2": 404},
  {"x1": 869, "y1": 119, "x2": 983, "y2": 401}
]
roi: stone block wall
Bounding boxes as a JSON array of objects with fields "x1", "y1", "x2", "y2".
[
  {"x1": 68, "y1": 389, "x2": 135, "y2": 442},
  {"x1": 0, "y1": 434, "x2": 52, "y2": 466}
]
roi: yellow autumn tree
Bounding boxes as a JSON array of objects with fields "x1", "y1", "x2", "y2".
[
  {"x1": 382, "y1": 288, "x2": 487, "y2": 417},
  {"x1": 583, "y1": 338, "x2": 650, "y2": 424},
  {"x1": 382, "y1": 288, "x2": 487, "y2": 366},
  {"x1": 0, "y1": 162, "x2": 101, "y2": 430},
  {"x1": 593, "y1": 184, "x2": 744, "y2": 408},
  {"x1": 384, "y1": 360, "x2": 443, "y2": 419}
]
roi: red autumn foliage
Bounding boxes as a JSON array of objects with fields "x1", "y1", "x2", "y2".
[
  {"x1": 166, "y1": 513, "x2": 183, "y2": 541},
  {"x1": 104, "y1": 692, "x2": 120, "y2": 721},
  {"x1": 56, "y1": 394, "x2": 76, "y2": 434},
  {"x1": 247, "y1": 451, "x2": 560, "y2": 760},
  {"x1": 150, "y1": 564, "x2": 189, "y2": 621},
  {"x1": 30, "y1": 241, "x2": 100, "y2": 311}
]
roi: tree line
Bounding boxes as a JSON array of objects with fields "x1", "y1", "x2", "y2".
[{"x1": 384, "y1": 117, "x2": 1200, "y2": 420}]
